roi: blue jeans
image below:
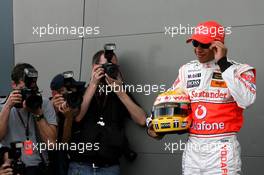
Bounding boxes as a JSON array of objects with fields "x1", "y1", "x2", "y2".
[{"x1": 68, "y1": 162, "x2": 120, "y2": 175}]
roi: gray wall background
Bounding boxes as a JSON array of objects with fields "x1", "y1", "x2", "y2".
[
  {"x1": 7, "y1": 0, "x2": 264, "y2": 174},
  {"x1": 0, "y1": 0, "x2": 13, "y2": 96}
]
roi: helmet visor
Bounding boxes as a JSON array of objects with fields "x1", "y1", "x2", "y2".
[{"x1": 153, "y1": 103, "x2": 191, "y2": 118}]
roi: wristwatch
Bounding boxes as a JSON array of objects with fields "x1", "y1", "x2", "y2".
[{"x1": 33, "y1": 114, "x2": 44, "y2": 121}]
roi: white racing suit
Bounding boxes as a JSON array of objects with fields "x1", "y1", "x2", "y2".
[{"x1": 172, "y1": 57, "x2": 256, "y2": 175}]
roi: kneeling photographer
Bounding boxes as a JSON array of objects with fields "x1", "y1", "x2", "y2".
[
  {"x1": 0, "y1": 63, "x2": 57, "y2": 175},
  {"x1": 49, "y1": 71, "x2": 85, "y2": 175},
  {"x1": 68, "y1": 44, "x2": 146, "y2": 175}
]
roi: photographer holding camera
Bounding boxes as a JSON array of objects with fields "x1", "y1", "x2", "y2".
[
  {"x1": 67, "y1": 44, "x2": 146, "y2": 175},
  {"x1": 0, "y1": 63, "x2": 57, "y2": 175},
  {"x1": 49, "y1": 71, "x2": 85, "y2": 175}
]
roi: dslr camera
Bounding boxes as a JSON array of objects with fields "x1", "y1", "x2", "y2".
[
  {"x1": 14, "y1": 68, "x2": 43, "y2": 110},
  {"x1": 101, "y1": 43, "x2": 119, "y2": 79},
  {"x1": 9, "y1": 142, "x2": 25, "y2": 175},
  {"x1": 62, "y1": 71, "x2": 85, "y2": 109}
]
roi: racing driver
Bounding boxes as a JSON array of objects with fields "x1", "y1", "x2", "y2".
[{"x1": 148, "y1": 20, "x2": 256, "y2": 174}]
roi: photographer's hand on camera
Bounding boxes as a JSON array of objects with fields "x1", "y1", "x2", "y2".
[
  {"x1": 59, "y1": 102, "x2": 71, "y2": 115},
  {"x1": 90, "y1": 65, "x2": 105, "y2": 87},
  {"x1": 0, "y1": 151, "x2": 13, "y2": 175},
  {"x1": 52, "y1": 94, "x2": 64, "y2": 112},
  {"x1": 5, "y1": 90, "x2": 22, "y2": 109},
  {"x1": 0, "y1": 163, "x2": 13, "y2": 175},
  {"x1": 105, "y1": 74, "x2": 123, "y2": 94},
  {"x1": 52, "y1": 94, "x2": 71, "y2": 114}
]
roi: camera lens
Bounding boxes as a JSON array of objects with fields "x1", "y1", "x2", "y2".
[{"x1": 102, "y1": 63, "x2": 119, "y2": 79}]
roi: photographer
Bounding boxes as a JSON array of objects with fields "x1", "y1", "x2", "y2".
[
  {"x1": 68, "y1": 44, "x2": 146, "y2": 175},
  {"x1": 49, "y1": 72, "x2": 85, "y2": 175},
  {"x1": 0, "y1": 63, "x2": 57, "y2": 175}
]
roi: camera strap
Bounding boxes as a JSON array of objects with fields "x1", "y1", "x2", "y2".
[{"x1": 16, "y1": 109, "x2": 30, "y2": 140}]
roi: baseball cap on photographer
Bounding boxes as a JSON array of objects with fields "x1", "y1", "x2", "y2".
[
  {"x1": 50, "y1": 74, "x2": 85, "y2": 91},
  {"x1": 186, "y1": 21, "x2": 225, "y2": 44}
]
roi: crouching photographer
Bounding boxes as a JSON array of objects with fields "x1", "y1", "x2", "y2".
[
  {"x1": 0, "y1": 63, "x2": 57, "y2": 175},
  {"x1": 49, "y1": 71, "x2": 85, "y2": 175}
]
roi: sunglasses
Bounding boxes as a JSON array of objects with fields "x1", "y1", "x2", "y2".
[{"x1": 192, "y1": 40, "x2": 211, "y2": 49}]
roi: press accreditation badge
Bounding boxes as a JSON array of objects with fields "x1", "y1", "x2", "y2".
[{"x1": 24, "y1": 140, "x2": 33, "y2": 155}]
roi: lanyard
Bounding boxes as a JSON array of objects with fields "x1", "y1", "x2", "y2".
[
  {"x1": 16, "y1": 109, "x2": 30, "y2": 140},
  {"x1": 95, "y1": 89, "x2": 108, "y2": 115}
]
